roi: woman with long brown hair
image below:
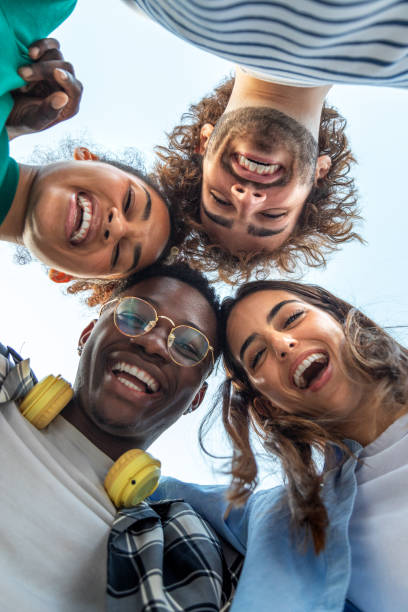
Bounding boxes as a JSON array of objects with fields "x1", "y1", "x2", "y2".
[{"x1": 152, "y1": 280, "x2": 408, "y2": 612}]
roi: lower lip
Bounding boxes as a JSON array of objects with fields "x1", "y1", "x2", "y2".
[
  {"x1": 308, "y1": 361, "x2": 333, "y2": 392},
  {"x1": 231, "y1": 154, "x2": 284, "y2": 185},
  {"x1": 65, "y1": 193, "x2": 79, "y2": 241}
]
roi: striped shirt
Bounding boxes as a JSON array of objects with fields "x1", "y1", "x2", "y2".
[{"x1": 130, "y1": 0, "x2": 408, "y2": 87}]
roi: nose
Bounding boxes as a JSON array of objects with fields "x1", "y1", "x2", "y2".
[
  {"x1": 130, "y1": 319, "x2": 171, "y2": 363},
  {"x1": 269, "y1": 332, "x2": 296, "y2": 360},
  {"x1": 231, "y1": 184, "x2": 267, "y2": 210},
  {"x1": 103, "y1": 207, "x2": 125, "y2": 242}
]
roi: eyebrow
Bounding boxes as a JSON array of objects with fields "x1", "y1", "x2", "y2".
[
  {"x1": 247, "y1": 224, "x2": 288, "y2": 237},
  {"x1": 126, "y1": 244, "x2": 142, "y2": 273},
  {"x1": 141, "y1": 186, "x2": 152, "y2": 221},
  {"x1": 202, "y1": 202, "x2": 233, "y2": 228},
  {"x1": 266, "y1": 300, "x2": 301, "y2": 323}
]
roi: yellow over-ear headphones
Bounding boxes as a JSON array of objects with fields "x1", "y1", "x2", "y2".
[{"x1": 18, "y1": 375, "x2": 161, "y2": 507}]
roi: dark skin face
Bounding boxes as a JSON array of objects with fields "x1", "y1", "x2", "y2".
[{"x1": 63, "y1": 277, "x2": 217, "y2": 460}]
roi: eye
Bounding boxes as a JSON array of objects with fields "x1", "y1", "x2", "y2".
[
  {"x1": 250, "y1": 347, "x2": 266, "y2": 370},
  {"x1": 211, "y1": 192, "x2": 231, "y2": 207},
  {"x1": 283, "y1": 310, "x2": 304, "y2": 328},
  {"x1": 123, "y1": 186, "x2": 133, "y2": 214},
  {"x1": 259, "y1": 211, "x2": 285, "y2": 219}
]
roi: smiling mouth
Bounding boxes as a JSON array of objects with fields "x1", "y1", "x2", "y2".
[
  {"x1": 111, "y1": 361, "x2": 160, "y2": 395},
  {"x1": 236, "y1": 153, "x2": 282, "y2": 177},
  {"x1": 292, "y1": 353, "x2": 329, "y2": 390},
  {"x1": 70, "y1": 193, "x2": 94, "y2": 245}
]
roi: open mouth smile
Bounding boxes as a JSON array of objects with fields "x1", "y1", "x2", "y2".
[
  {"x1": 231, "y1": 153, "x2": 284, "y2": 184},
  {"x1": 69, "y1": 193, "x2": 93, "y2": 245},
  {"x1": 291, "y1": 352, "x2": 330, "y2": 391},
  {"x1": 111, "y1": 361, "x2": 160, "y2": 395}
]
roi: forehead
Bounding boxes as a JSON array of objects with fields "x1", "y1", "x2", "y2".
[
  {"x1": 119, "y1": 276, "x2": 217, "y2": 338},
  {"x1": 230, "y1": 289, "x2": 302, "y2": 322}
]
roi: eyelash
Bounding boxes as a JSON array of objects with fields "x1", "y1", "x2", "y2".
[
  {"x1": 211, "y1": 192, "x2": 231, "y2": 207},
  {"x1": 112, "y1": 187, "x2": 134, "y2": 269},
  {"x1": 250, "y1": 348, "x2": 265, "y2": 370},
  {"x1": 283, "y1": 310, "x2": 304, "y2": 328}
]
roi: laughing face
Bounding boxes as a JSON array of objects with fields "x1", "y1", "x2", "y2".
[
  {"x1": 200, "y1": 107, "x2": 331, "y2": 254},
  {"x1": 227, "y1": 289, "x2": 365, "y2": 419},
  {"x1": 23, "y1": 159, "x2": 171, "y2": 278},
  {"x1": 73, "y1": 276, "x2": 217, "y2": 447}
]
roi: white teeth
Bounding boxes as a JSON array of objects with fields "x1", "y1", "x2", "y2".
[
  {"x1": 237, "y1": 154, "x2": 280, "y2": 176},
  {"x1": 71, "y1": 194, "x2": 93, "y2": 244},
  {"x1": 112, "y1": 361, "x2": 159, "y2": 393},
  {"x1": 293, "y1": 353, "x2": 327, "y2": 389}
]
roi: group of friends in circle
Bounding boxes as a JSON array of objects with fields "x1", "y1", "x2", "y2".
[{"x1": 1, "y1": 1, "x2": 407, "y2": 611}]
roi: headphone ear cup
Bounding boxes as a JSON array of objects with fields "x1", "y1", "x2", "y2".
[
  {"x1": 19, "y1": 375, "x2": 73, "y2": 429},
  {"x1": 104, "y1": 449, "x2": 161, "y2": 508}
]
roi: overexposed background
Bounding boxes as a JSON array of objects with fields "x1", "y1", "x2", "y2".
[{"x1": 1, "y1": 0, "x2": 408, "y2": 488}]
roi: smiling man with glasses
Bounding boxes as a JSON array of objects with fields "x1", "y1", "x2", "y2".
[{"x1": 0, "y1": 262, "x2": 241, "y2": 611}]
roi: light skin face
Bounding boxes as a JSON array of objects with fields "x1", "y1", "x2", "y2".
[
  {"x1": 200, "y1": 123, "x2": 331, "y2": 255},
  {"x1": 227, "y1": 289, "x2": 366, "y2": 422},
  {"x1": 21, "y1": 153, "x2": 171, "y2": 279},
  {"x1": 64, "y1": 276, "x2": 217, "y2": 459}
]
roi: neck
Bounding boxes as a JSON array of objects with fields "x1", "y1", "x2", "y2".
[
  {"x1": 0, "y1": 164, "x2": 39, "y2": 243},
  {"x1": 62, "y1": 397, "x2": 150, "y2": 461},
  {"x1": 226, "y1": 67, "x2": 331, "y2": 136}
]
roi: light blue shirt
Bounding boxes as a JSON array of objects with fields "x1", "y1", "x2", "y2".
[{"x1": 151, "y1": 440, "x2": 362, "y2": 612}]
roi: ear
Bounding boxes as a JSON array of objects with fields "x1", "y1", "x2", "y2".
[
  {"x1": 198, "y1": 124, "x2": 214, "y2": 155},
  {"x1": 314, "y1": 154, "x2": 331, "y2": 183},
  {"x1": 73, "y1": 147, "x2": 100, "y2": 161},
  {"x1": 183, "y1": 382, "x2": 208, "y2": 415},
  {"x1": 77, "y1": 320, "x2": 97, "y2": 353},
  {"x1": 48, "y1": 269, "x2": 74, "y2": 284}
]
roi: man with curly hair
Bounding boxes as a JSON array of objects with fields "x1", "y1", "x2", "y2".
[{"x1": 156, "y1": 75, "x2": 359, "y2": 280}]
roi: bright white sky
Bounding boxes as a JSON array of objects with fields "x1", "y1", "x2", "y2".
[{"x1": 1, "y1": 0, "x2": 408, "y2": 488}]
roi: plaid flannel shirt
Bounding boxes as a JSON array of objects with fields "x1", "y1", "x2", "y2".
[{"x1": 0, "y1": 343, "x2": 242, "y2": 611}]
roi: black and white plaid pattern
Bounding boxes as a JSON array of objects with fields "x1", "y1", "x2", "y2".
[
  {"x1": 108, "y1": 500, "x2": 242, "y2": 612},
  {"x1": 1, "y1": 345, "x2": 242, "y2": 610}
]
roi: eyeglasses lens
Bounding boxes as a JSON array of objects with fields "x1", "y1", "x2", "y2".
[
  {"x1": 168, "y1": 326, "x2": 209, "y2": 366},
  {"x1": 115, "y1": 298, "x2": 156, "y2": 336}
]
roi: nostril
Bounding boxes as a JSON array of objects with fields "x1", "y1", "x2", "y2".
[
  {"x1": 108, "y1": 213, "x2": 113, "y2": 223},
  {"x1": 289, "y1": 343, "x2": 294, "y2": 348},
  {"x1": 235, "y1": 186, "x2": 244, "y2": 193},
  {"x1": 254, "y1": 192, "x2": 262, "y2": 198},
  {"x1": 104, "y1": 230, "x2": 109, "y2": 239}
]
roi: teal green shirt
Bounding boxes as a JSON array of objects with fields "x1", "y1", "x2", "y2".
[{"x1": 0, "y1": 0, "x2": 77, "y2": 225}]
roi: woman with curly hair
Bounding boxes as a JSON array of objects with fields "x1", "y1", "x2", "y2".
[
  {"x1": 152, "y1": 280, "x2": 408, "y2": 611},
  {"x1": 155, "y1": 73, "x2": 361, "y2": 282}
]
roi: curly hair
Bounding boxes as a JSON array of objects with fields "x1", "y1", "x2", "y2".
[
  {"x1": 200, "y1": 280, "x2": 408, "y2": 553},
  {"x1": 155, "y1": 78, "x2": 362, "y2": 283}
]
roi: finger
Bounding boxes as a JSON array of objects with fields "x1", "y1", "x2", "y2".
[
  {"x1": 53, "y1": 69, "x2": 83, "y2": 115},
  {"x1": 18, "y1": 60, "x2": 75, "y2": 83},
  {"x1": 29, "y1": 38, "x2": 60, "y2": 60},
  {"x1": 18, "y1": 95, "x2": 67, "y2": 131}
]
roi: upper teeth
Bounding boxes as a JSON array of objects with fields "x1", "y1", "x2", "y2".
[
  {"x1": 238, "y1": 155, "x2": 280, "y2": 176},
  {"x1": 293, "y1": 353, "x2": 327, "y2": 389},
  {"x1": 71, "y1": 194, "x2": 92, "y2": 244},
  {"x1": 112, "y1": 361, "x2": 159, "y2": 393}
]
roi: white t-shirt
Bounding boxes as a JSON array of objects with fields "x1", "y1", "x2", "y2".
[
  {"x1": 0, "y1": 401, "x2": 115, "y2": 612},
  {"x1": 348, "y1": 412, "x2": 408, "y2": 611}
]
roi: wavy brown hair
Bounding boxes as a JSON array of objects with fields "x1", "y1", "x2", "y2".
[
  {"x1": 155, "y1": 78, "x2": 362, "y2": 283},
  {"x1": 203, "y1": 280, "x2": 408, "y2": 553}
]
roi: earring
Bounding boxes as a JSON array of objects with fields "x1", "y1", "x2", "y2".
[
  {"x1": 183, "y1": 406, "x2": 193, "y2": 415},
  {"x1": 77, "y1": 345, "x2": 83, "y2": 356}
]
